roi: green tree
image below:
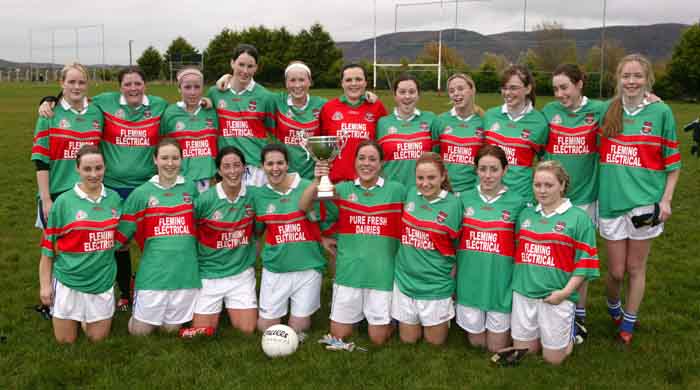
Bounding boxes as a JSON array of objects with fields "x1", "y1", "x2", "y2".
[
  {"x1": 290, "y1": 23, "x2": 343, "y2": 87},
  {"x1": 667, "y1": 23, "x2": 700, "y2": 99},
  {"x1": 136, "y1": 46, "x2": 164, "y2": 81},
  {"x1": 585, "y1": 39, "x2": 626, "y2": 97},
  {"x1": 202, "y1": 28, "x2": 241, "y2": 83},
  {"x1": 531, "y1": 21, "x2": 577, "y2": 72},
  {"x1": 163, "y1": 37, "x2": 201, "y2": 81}
]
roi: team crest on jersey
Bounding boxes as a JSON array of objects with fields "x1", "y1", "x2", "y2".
[
  {"x1": 206, "y1": 118, "x2": 214, "y2": 128},
  {"x1": 286, "y1": 109, "x2": 293, "y2": 117},
  {"x1": 176, "y1": 121, "x2": 186, "y2": 131},
  {"x1": 554, "y1": 221, "x2": 566, "y2": 233},
  {"x1": 475, "y1": 128, "x2": 484, "y2": 137},
  {"x1": 212, "y1": 210, "x2": 223, "y2": 221},
  {"x1": 419, "y1": 122, "x2": 429, "y2": 131},
  {"x1": 248, "y1": 100, "x2": 257, "y2": 112},
  {"x1": 266, "y1": 204, "x2": 276, "y2": 214},
  {"x1": 308, "y1": 210, "x2": 318, "y2": 220},
  {"x1": 436, "y1": 211, "x2": 448, "y2": 223},
  {"x1": 585, "y1": 113, "x2": 595, "y2": 125},
  {"x1": 388, "y1": 126, "x2": 398, "y2": 134},
  {"x1": 115, "y1": 108, "x2": 126, "y2": 119},
  {"x1": 521, "y1": 219, "x2": 532, "y2": 229},
  {"x1": 641, "y1": 121, "x2": 653, "y2": 134},
  {"x1": 111, "y1": 208, "x2": 119, "y2": 219},
  {"x1": 75, "y1": 210, "x2": 88, "y2": 220},
  {"x1": 365, "y1": 112, "x2": 375, "y2": 122},
  {"x1": 92, "y1": 120, "x2": 100, "y2": 129},
  {"x1": 521, "y1": 129, "x2": 531, "y2": 139},
  {"x1": 183, "y1": 192, "x2": 192, "y2": 204},
  {"x1": 148, "y1": 196, "x2": 159, "y2": 207},
  {"x1": 347, "y1": 193, "x2": 359, "y2": 202},
  {"x1": 312, "y1": 108, "x2": 321, "y2": 119},
  {"x1": 502, "y1": 210, "x2": 511, "y2": 221},
  {"x1": 217, "y1": 99, "x2": 227, "y2": 109},
  {"x1": 59, "y1": 119, "x2": 70, "y2": 129},
  {"x1": 443, "y1": 126, "x2": 453, "y2": 134},
  {"x1": 144, "y1": 110, "x2": 152, "y2": 119},
  {"x1": 332, "y1": 111, "x2": 344, "y2": 121},
  {"x1": 489, "y1": 122, "x2": 500, "y2": 132},
  {"x1": 464, "y1": 207, "x2": 475, "y2": 217},
  {"x1": 245, "y1": 204, "x2": 254, "y2": 217},
  {"x1": 406, "y1": 202, "x2": 415, "y2": 212},
  {"x1": 550, "y1": 114, "x2": 563, "y2": 125}
]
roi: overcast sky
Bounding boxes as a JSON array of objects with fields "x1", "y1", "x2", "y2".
[{"x1": 3, "y1": 0, "x2": 698, "y2": 65}]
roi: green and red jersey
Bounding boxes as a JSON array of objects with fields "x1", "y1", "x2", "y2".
[
  {"x1": 195, "y1": 183, "x2": 256, "y2": 279},
  {"x1": 322, "y1": 178, "x2": 406, "y2": 291},
  {"x1": 436, "y1": 109, "x2": 485, "y2": 194},
  {"x1": 319, "y1": 95, "x2": 387, "y2": 183},
  {"x1": 395, "y1": 189, "x2": 463, "y2": 300},
  {"x1": 116, "y1": 176, "x2": 200, "y2": 290},
  {"x1": 207, "y1": 81, "x2": 274, "y2": 167},
  {"x1": 512, "y1": 200, "x2": 599, "y2": 303},
  {"x1": 376, "y1": 109, "x2": 440, "y2": 188},
  {"x1": 160, "y1": 102, "x2": 218, "y2": 181},
  {"x1": 456, "y1": 186, "x2": 525, "y2": 313},
  {"x1": 31, "y1": 99, "x2": 103, "y2": 195},
  {"x1": 94, "y1": 92, "x2": 168, "y2": 189},
  {"x1": 41, "y1": 184, "x2": 121, "y2": 294},
  {"x1": 253, "y1": 173, "x2": 325, "y2": 273},
  {"x1": 270, "y1": 93, "x2": 327, "y2": 179},
  {"x1": 483, "y1": 104, "x2": 549, "y2": 200},
  {"x1": 598, "y1": 101, "x2": 681, "y2": 218},
  {"x1": 542, "y1": 97, "x2": 605, "y2": 206}
]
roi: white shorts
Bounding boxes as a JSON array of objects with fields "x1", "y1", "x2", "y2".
[
  {"x1": 390, "y1": 283, "x2": 454, "y2": 327},
  {"x1": 258, "y1": 269, "x2": 322, "y2": 319},
  {"x1": 195, "y1": 179, "x2": 212, "y2": 193},
  {"x1": 245, "y1": 165, "x2": 267, "y2": 187},
  {"x1": 50, "y1": 278, "x2": 115, "y2": 323},
  {"x1": 577, "y1": 201, "x2": 598, "y2": 227},
  {"x1": 133, "y1": 288, "x2": 199, "y2": 326},
  {"x1": 511, "y1": 291, "x2": 575, "y2": 350},
  {"x1": 330, "y1": 284, "x2": 392, "y2": 325},
  {"x1": 599, "y1": 204, "x2": 664, "y2": 241},
  {"x1": 455, "y1": 304, "x2": 510, "y2": 334},
  {"x1": 194, "y1": 267, "x2": 258, "y2": 315}
]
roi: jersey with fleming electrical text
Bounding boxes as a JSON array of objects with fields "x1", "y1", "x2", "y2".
[
  {"x1": 160, "y1": 104, "x2": 218, "y2": 181},
  {"x1": 436, "y1": 111, "x2": 484, "y2": 194}
]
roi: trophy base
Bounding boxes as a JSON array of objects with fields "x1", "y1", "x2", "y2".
[{"x1": 317, "y1": 190, "x2": 335, "y2": 199}]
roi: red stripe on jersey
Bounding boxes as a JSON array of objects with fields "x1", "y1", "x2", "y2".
[
  {"x1": 400, "y1": 222, "x2": 454, "y2": 256},
  {"x1": 138, "y1": 210, "x2": 195, "y2": 242},
  {"x1": 575, "y1": 258, "x2": 599, "y2": 270},
  {"x1": 56, "y1": 227, "x2": 117, "y2": 253},
  {"x1": 41, "y1": 236, "x2": 53, "y2": 251},
  {"x1": 197, "y1": 216, "x2": 254, "y2": 250},
  {"x1": 45, "y1": 128, "x2": 101, "y2": 161},
  {"x1": 459, "y1": 222, "x2": 515, "y2": 257},
  {"x1": 665, "y1": 152, "x2": 681, "y2": 167},
  {"x1": 115, "y1": 230, "x2": 129, "y2": 246},
  {"x1": 402, "y1": 212, "x2": 459, "y2": 238},
  {"x1": 216, "y1": 109, "x2": 268, "y2": 139},
  {"x1": 103, "y1": 112, "x2": 160, "y2": 147},
  {"x1": 574, "y1": 240, "x2": 597, "y2": 257},
  {"x1": 168, "y1": 129, "x2": 218, "y2": 159},
  {"x1": 546, "y1": 123, "x2": 598, "y2": 155},
  {"x1": 439, "y1": 134, "x2": 482, "y2": 165},
  {"x1": 461, "y1": 216, "x2": 514, "y2": 230},
  {"x1": 261, "y1": 212, "x2": 321, "y2": 245},
  {"x1": 379, "y1": 132, "x2": 433, "y2": 162},
  {"x1": 132, "y1": 204, "x2": 194, "y2": 221},
  {"x1": 332, "y1": 201, "x2": 403, "y2": 239},
  {"x1": 515, "y1": 229, "x2": 575, "y2": 272},
  {"x1": 599, "y1": 135, "x2": 666, "y2": 170},
  {"x1": 31, "y1": 144, "x2": 50, "y2": 158},
  {"x1": 274, "y1": 113, "x2": 321, "y2": 146},
  {"x1": 50, "y1": 218, "x2": 119, "y2": 237},
  {"x1": 33, "y1": 130, "x2": 49, "y2": 142},
  {"x1": 484, "y1": 131, "x2": 538, "y2": 167}
]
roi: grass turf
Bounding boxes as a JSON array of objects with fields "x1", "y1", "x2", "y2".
[{"x1": 1, "y1": 82, "x2": 699, "y2": 389}]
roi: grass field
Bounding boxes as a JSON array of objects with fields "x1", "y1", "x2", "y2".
[{"x1": 1, "y1": 82, "x2": 699, "y2": 389}]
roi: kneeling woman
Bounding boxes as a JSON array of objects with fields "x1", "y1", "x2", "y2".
[
  {"x1": 193, "y1": 146, "x2": 258, "y2": 333},
  {"x1": 392, "y1": 152, "x2": 463, "y2": 345},
  {"x1": 511, "y1": 161, "x2": 599, "y2": 364},
  {"x1": 456, "y1": 145, "x2": 525, "y2": 352},
  {"x1": 117, "y1": 138, "x2": 201, "y2": 335},
  {"x1": 39, "y1": 145, "x2": 121, "y2": 343},
  {"x1": 254, "y1": 144, "x2": 326, "y2": 334}
]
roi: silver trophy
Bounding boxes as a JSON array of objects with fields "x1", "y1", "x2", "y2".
[{"x1": 300, "y1": 131, "x2": 348, "y2": 199}]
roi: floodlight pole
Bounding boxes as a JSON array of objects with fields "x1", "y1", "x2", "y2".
[
  {"x1": 523, "y1": 0, "x2": 527, "y2": 32},
  {"x1": 599, "y1": 0, "x2": 607, "y2": 98},
  {"x1": 437, "y1": 0, "x2": 444, "y2": 91},
  {"x1": 129, "y1": 40, "x2": 134, "y2": 66},
  {"x1": 373, "y1": 0, "x2": 378, "y2": 89}
]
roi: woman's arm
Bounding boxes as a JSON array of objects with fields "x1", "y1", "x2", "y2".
[
  {"x1": 543, "y1": 275, "x2": 585, "y2": 305},
  {"x1": 298, "y1": 161, "x2": 329, "y2": 212},
  {"x1": 659, "y1": 169, "x2": 680, "y2": 222},
  {"x1": 36, "y1": 170, "x2": 52, "y2": 221},
  {"x1": 38, "y1": 254, "x2": 54, "y2": 306}
]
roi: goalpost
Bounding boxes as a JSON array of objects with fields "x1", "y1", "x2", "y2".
[{"x1": 28, "y1": 25, "x2": 105, "y2": 82}]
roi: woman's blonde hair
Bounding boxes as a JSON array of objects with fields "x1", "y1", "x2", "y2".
[
  {"x1": 601, "y1": 54, "x2": 655, "y2": 138},
  {"x1": 534, "y1": 160, "x2": 570, "y2": 197},
  {"x1": 60, "y1": 62, "x2": 89, "y2": 81},
  {"x1": 446, "y1": 73, "x2": 484, "y2": 116}
]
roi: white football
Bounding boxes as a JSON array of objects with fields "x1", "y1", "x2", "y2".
[{"x1": 261, "y1": 324, "x2": 299, "y2": 358}]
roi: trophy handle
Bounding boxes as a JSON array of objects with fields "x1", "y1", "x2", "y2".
[
  {"x1": 299, "y1": 130, "x2": 311, "y2": 161},
  {"x1": 336, "y1": 129, "x2": 349, "y2": 160}
]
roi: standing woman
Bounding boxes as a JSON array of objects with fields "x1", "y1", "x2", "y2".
[
  {"x1": 161, "y1": 67, "x2": 218, "y2": 192},
  {"x1": 483, "y1": 65, "x2": 549, "y2": 200},
  {"x1": 511, "y1": 161, "x2": 599, "y2": 365},
  {"x1": 116, "y1": 138, "x2": 200, "y2": 335},
  {"x1": 192, "y1": 146, "x2": 257, "y2": 334},
  {"x1": 208, "y1": 44, "x2": 274, "y2": 187},
  {"x1": 32, "y1": 62, "x2": 102, "y2": 229},
  {"x1": 392, "y1": 152, "x2": 462, "y2": 345},
  {"x1": 254, "y1": 144, "x2": 326, "y2": 334},
  {"x1": 456, "y1": 145, "x2": 525, "y2": 352},
  {"x1": 376, "y1": 73, "x2": 440, "y2": 188},
  {"x1": 39, "y1": 145, "x2": 121, "y2": 343},
  {"x1": 270, "y1": 61, "x2": 327, "y2": 179},
  {"x1": 598, "y1": 54, "x2": 681, "y2": 344},
  {"x1": 40, "y1": 66, "x2": 170, "y2": 311},
  {"x1": 320, "y1": 64, "x2": 387, "y2": 183},
  {"x1": 436, "y1": 73, "x2": 485, "y2": 195},
  {"x1": 302, "y1": 140, "x2": 406, "y2": 345}
]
